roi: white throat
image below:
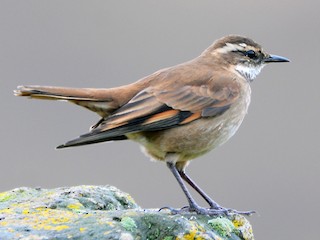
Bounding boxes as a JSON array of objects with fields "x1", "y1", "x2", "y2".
[{"x1": 235, "y1": 64, "x2": 265, "y2": 82}]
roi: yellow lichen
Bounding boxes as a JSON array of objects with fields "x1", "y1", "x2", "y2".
[
  {"x1": 231, "y1": 215, "x2": 254, "y2": 240},
  {"x1": 67, "y1": 203, "x2": 83, "y2": 210},
  {"x1": 0, "y1": 208, "x2": 13, "y2": 214},
  {"x1": 53, "y1": 225, "x2": 69, "y2": 231},
  {"x1": 51, "y1": 225, "x2": 70, "y2": 231},
  {"x1": 79, "y1": 227, "x2": 86, "y2": 232},
  {"x1": 232, "y1": 215, "x2": 246, "y2": 228},
  {"x1": 34, "y1": 223, "x2": 70, "y2": 231},
  {"x1": 17, "y1": 208, "x2": 75, "y2": 232},
  {"x1": 0, "y1": 221, "x2": 8, "y2": 226},
  {"x1": 177, "y1": 225, "x2": 205, "y2": 240},
  {"x1": 50, "y1": 216, "x2": 70, "y2": 225},
  {"x1": 105, "y1": 221, "x2": 115, "y2": 227},
  {"x1": 22, "y1": 209, "x2": 30, "y2": 214},
  {"x1": 126, "y1": 195, "x2": 136, "y2": 204}
]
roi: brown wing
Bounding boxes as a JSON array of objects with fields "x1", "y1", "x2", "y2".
[
  {"x1": 151, "y1": 77, "x2": 240, "y2": 117},
  {"x1": 57, "y1": 77, "x2": 240, "y2": 148}
]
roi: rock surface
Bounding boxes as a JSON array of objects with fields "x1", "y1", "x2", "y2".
[{"x1": 0, "y1": 185, "x2": 254, "y2": 239}]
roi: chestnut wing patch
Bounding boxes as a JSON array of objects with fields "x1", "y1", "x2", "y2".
[{"x1": 57, "y1": 81, "x2": 240, "y2": 148}]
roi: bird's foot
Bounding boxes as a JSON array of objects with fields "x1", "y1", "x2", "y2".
[
  {"x1": 159, "y1": 204, "x2": 255, "y2": 216},
  {"x1": 214, "y1": 207, "x2": 256, "y2": 216},
  {"x1": 208, "y1": 202, "x2": 255, "y2": 216}
]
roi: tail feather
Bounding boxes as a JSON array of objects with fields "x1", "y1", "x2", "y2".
[
  {"x1": 14, "y1": 85, "x2": 106, "y2": 100},
  {"x1": 57, "y1": 133, "x2": 128, "y2": 149},
  {"x1": 14, "y1": 85, "x2": 119, "y2": 117}
]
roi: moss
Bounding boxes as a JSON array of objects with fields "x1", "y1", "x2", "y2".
[
  {"x1": 121, "y1": 216, "x2": 137, "y2": 232},
  {"x1": 208, "y1": 217, "x2": 235, "y2": 238}
]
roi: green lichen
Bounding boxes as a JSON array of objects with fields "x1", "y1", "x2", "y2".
[
  {"x1": 208, "y1": 217, "x2": 235, "y2": 238},
  {"x1": 0, "y1": 192, "x2": 15, "y2": 202},
  {"x1": 121, "y1": 216, "x2": 137, "y2": 232},
  {"x1": 163, "y1": 236, "x2": 174, "y2": 240},
  {"x1": 138, "y1": 213, "x2": 186, "y2": 239}
]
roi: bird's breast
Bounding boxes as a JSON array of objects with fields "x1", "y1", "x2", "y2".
[{"x1": 129, "y1": 83, "x2": 251, "y2": 163}]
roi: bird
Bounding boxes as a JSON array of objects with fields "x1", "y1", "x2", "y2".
[{"x1": 14, "y1": 35, "x2": 289, "y2": 216}]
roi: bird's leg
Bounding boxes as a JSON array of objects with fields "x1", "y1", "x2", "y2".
[
  {"x1": 166, "y1": 162, "x2": 201, "y2": 212},
  {"x1": 178, "y1": 169, "x2": 221, "y2": 209},
  {"x1": 165, "y1": 162, "x2": 235, "y2": 215},
  {"x1": 178, "y1": 169, "x2": 255, "y2": 216},
  {"x1": 163, "y1": 161, "x2": 255, "y2": 216}
]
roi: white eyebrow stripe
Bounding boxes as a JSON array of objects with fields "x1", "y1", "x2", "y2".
[{"x1": 216, "y1": 43, "x2": 246, "y2": 54}]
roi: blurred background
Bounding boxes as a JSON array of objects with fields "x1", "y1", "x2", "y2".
[{"x1": 1, "y1": 1, "x2": 319, "y2": 239}]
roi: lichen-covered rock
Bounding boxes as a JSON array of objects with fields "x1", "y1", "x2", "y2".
[{"x1": 0, "y1": 185, "x2": 254, "y2": 239}]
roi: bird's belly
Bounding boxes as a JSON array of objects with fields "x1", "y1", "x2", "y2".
[{"x1": 128, "y1": 104, "x2": 247, "y2": 162}]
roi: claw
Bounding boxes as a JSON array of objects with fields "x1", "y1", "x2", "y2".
[
  {"x1": 227, "y1": 208, "x2": 256, "y2": 216},
  {"x1": 158, "y1": 206, "x2": 173, "y2": 212},
  {"x1": 159, "y1": 206, "x2": 186, "y2": 214},
  {"x1": 210, "y1": 204, "x2": 255, "y2": 216}
]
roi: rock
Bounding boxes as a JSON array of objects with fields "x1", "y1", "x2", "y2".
[{"x1": 0, "y1": 185, "x2": 254, "y2": 239}]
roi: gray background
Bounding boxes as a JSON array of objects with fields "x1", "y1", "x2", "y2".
[{"x1": 1, "y1": 1, "x2": 319, "y2": 239}]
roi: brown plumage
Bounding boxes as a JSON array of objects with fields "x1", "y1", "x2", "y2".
[{"x1": 14, "y1": 35, "x2": 289, "y2": 215}]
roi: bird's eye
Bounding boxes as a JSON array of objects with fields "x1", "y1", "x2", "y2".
[{"x1": 245, "y1": 50, "x2": 257, "y2": 59}]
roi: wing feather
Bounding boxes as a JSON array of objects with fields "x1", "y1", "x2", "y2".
[{"x1": 58, "y1": 77, "x2": 241, "y2": 148}]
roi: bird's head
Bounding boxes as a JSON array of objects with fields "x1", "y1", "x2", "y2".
[{"x1": 203, "y1": 35, "x2": 290, "y2": 81}]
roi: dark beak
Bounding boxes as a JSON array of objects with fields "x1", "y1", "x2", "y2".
[{"x1": 264, "y1": 54, "x2": 290, "y2": 63}]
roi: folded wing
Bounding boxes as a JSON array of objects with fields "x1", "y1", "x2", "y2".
[{"x1": 57, "y1": 78, "x2": 240, "y2": 148}]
